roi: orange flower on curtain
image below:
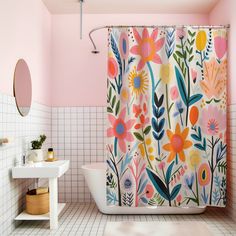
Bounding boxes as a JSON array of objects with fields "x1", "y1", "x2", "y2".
[{"x1": 163, "y1": 124, "x2": 192, "y2": 163}]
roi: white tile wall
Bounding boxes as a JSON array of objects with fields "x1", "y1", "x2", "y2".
[
  {"x1": 51, "y1": 107, "x2": 106, "y2": 203},
  {"x1": 226, "y1": 103, "x2": 236, "y2": 220},
  {"x1": 0, "y1": 92, "x2": 51, "y2": 236}
]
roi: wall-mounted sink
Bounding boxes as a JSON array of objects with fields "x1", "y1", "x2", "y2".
[{"x1": 12, "y1": 160, "x2": 69, "y2": 178}]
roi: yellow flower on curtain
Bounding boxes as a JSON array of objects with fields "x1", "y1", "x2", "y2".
[
  {"x1": 120, "y1": 87, "x2": 130, "y2": 103},
  {"x1": 148, "y1": 146, "x2": 155, "y2": 161},
  {"x1": 128, "y1": 66, "x2": 148, "y2": 97},
  {"x1": 145, "y1": 138, "x2": 155, "y2": 161},
  {"x1": 163, "y1": 123, "x2": 192, "y2": 163},
  {"x1": 196, "y1": 30, "x2": 207, "y2": 51},
  {"x1": 145, "y1": 138, "x2": 152, "y2": 145},
  {"x1": 200, "y1": 58, "x2": 227, "y2": 99},
  {"x1": 138, "y1": 143, "x2": 145, "y2": 157},
  {"x1": 138, "y1": 138, "x2": 155, "y2": 161},
  {"x1": 160, "y1": 63, "x2": 173, "y2": 84},
  {"x1": 188, "y1": 150, "x2": 201, "y2": 170}
]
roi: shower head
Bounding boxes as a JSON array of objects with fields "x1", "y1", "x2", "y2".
[
  {"x1": 91, "y1": 50, "x2": 100, "y2": 54},
  {"x1": 89, "y1": 26, "x2": 107, "y2": 54}
]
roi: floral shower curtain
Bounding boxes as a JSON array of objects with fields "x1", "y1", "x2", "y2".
[{"x1": 106, "y1": 26, "x2": 227, "y2": 207}]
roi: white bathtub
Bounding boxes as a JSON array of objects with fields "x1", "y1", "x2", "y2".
[{"x1": 81, "y1": 162, "x2": 206, "y2": 214}]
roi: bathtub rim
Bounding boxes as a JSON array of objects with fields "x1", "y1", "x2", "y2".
[
  {"x1": 81, "y1": 162, "x2": 208, "y2": 214},
  {"x1": 81, "y1": 162, "x2": 106, "y2": 171}
]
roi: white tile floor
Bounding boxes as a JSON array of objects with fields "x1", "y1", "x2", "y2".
[{"x1": 12, "y1": 203, "x2": 236, "y2": 236}]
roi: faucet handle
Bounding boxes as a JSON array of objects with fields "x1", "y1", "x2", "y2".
[{"x1": 22, "y1": 155, "x2": 26, "y2": 165}]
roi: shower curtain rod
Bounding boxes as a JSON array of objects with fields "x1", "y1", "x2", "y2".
[{"x1": 89, "y1": 24, "x2": 230, "y2": 54}]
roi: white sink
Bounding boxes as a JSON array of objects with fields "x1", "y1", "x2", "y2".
[{"x1": 12, "y1": 160, "x2": 70, "y2": 178}]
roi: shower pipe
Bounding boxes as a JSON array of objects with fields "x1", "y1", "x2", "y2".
[{"x1": 89, "y1": 24, "x2": 230, "y2": 54}]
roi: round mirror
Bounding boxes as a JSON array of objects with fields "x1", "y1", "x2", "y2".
[{"x1": 13, "y1": 59, "x2": 32, "y2": 117}]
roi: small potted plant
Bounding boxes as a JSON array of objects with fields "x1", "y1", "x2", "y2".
[{"x1": 29, "y1": 135, "x2": 47, "y2": 162}]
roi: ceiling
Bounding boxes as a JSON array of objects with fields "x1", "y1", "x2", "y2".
[{"x1": 42, "y1": 0, "x2": 220, "y2": 14}]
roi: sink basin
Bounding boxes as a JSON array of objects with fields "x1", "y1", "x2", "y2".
[{"x1": 12, "y1": 160, "x2": 70, "y2": 178}]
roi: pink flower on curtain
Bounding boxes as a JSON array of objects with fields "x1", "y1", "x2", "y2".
[
  {"x1": 200, "y1": 105, "x2": 226, "y2": 136},
  {"x1": 158, "y1": 162, "x2": 165, "y2": 170},
  {"x1": 191, "y1": 68, "x2": 197, "y2": 84},
  {"x1": 176, "y1": 28, "x2": 186, "y2": 40},
  {"x1": 145, "y1": 184, "x2": 154, "y2": 199},
  {"x1": 107, "y1": 108, "x2": 135, "y2": 153},
  {"x1": 214, "y1": 36, "x2": 227, "y2": 60},
  {"x1": 170, "y1": 86, "x2": 179, "y2": 100},
  {"x1": 130, "y1": 28, "x2": 165, "y2": 70},
  {"x1": 176, "y1": 194, "x2": 182, "y2": 204},
  {"x1": 119, "y1": 32, "x2": 129, "y2": 59},
  {"x1": 108, "y1": 57, "x2": 118, "y2": 78}
]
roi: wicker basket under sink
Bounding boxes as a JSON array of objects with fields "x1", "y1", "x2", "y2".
[{"x1": 26, "y1": 189, "x2": 49, "y2": 215}]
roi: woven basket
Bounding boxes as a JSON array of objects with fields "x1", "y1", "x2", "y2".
[{"x1": 26, "y1": 189, "x2": 49, "y2": 215}]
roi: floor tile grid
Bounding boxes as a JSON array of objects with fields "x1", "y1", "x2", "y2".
[{"x1": 12, "y1": 203, "x2": 236, "y2": 236}]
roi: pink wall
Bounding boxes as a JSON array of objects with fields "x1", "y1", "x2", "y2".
[
  {"x1": 209, "y1": 0, "x2": 236, "y2": 104},
  {"x1": 51, "y1": 14, "x2": 209, "y2": 106},
  {"x1": 0, "y1": 0, "x2": 52, "y2": 106}
]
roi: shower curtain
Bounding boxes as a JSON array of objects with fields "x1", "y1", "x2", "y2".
[{"x1": 106, "y1": 26, "x2": 227, "y2": 207}]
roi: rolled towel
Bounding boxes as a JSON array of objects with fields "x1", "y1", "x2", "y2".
[
  {"x1": 0, "y1": 137, "x2": 13, "y2": 144},
  {"x1": 36, "y1": 187, "x2": 49, "y2": 195}
]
